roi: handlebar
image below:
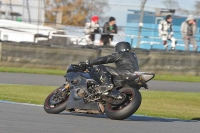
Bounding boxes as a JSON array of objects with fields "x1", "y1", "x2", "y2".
[{"x1": 77, "y1": 62, "x2": 93, "y2": 71}]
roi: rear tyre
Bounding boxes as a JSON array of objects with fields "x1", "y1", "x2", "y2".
[
  {"x1": 44, "y1": 85, "x2": 69, "y2": 114},
  {"x1": 105, "y1": 86, "x2": 142, "y2": 120}
]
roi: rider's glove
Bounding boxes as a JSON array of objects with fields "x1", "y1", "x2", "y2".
[{"x1": 78, "y1": 62, "x2": 87, "y2": 70}]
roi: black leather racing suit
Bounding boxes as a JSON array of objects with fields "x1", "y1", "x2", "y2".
[{"x1": 89, "y1": 51, "x2": 139, "y2": 87}]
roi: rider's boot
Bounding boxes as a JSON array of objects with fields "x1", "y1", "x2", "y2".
[{"x1": 95, "y1": 71, "x2": 114, "y2": 93}]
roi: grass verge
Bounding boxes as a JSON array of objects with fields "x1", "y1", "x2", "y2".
[
  {"x1": 0, "y1": 66, "x2": 65, "y2": 75},
  {"x1": 0, "y1": 66, "x2": 200, "y2": 82},
  {"x1": 0, "y1": 84, "x2": 199, "y2": 120},
  {"x1": 136, "y1": 90, "x2": 200, "y2": 120},
  {"x1": 154, "y1": 74, "x2": 200, "y2": 82}
]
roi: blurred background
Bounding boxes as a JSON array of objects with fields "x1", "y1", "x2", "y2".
[{"x1": 0, "y1": 0, "x2": 200, "y2": 51}]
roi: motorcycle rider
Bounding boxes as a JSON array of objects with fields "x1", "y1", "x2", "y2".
[{"x1": 78, "y1": 41, "x2": 146, "y2": 96}]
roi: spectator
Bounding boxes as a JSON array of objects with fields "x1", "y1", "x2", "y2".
[
  {"x1": 181, "y1": 14, "x2": 197, "y2": 52},
  {"x1": 158, "y1": 14, "x2": 177, "y2": 50},
  {"x1": 100, "y1": 17, "x2": 118, "y2": 46},
  {"x1": 84, "y1": 15, "x2": 100, "y2": 45}
]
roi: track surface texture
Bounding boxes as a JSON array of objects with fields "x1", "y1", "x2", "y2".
[{"x1": 0, "y1": 102, "x2": 199, "y2": 133}]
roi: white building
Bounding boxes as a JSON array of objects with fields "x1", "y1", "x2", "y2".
[
  {"x1": 0, "y1": 0, "x2": 45, "y2": 24},
  {"x1": 0, "y1": 19, "x2": 57, "y2": 42},
  {"x1": 0, "y1": 0, "x2": 59, "y2": 43}
]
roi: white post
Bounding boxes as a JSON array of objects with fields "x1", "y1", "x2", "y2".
[
  {"x1": 5, "y1": 2, "x2": 9, "y2": 19},
  {"x1": 0, "y1": 42, "x2": 2, "y2": 62},
  {"x1": 56, "y1": 11, "x2": 63, "y2": 26},
  {"x1": 26, "y1": 0, "x2": 31, "y2": 23},
  {"x1": 37, "y1": 0, "x2": 41, "y2": 35},
  {"x1": 22, "y1": 0, "x2": 25, "y2": 21},
  {"x1": 137, "y1": 0, "x2": 147, "y2": 48}
]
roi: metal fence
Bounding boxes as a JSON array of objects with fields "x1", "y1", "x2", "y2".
[{"x1": 0, "y1": 0, "x2": 199, "y2": 51}]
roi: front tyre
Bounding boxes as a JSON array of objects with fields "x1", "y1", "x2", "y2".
[
  {"x1": 44, "y1": 85, "x2": 70, "y2": 114},
  {"x1": 105, "y1": 86, "x2": 142, "y2": 120}
]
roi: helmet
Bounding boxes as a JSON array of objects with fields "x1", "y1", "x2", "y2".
[{"x1": 115, "y1": 42, "x2": 131, "y2": 52}]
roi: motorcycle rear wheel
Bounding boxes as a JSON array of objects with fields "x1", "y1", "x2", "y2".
[
  {"x1": 105, "y1": 86, "x2": 142, "y2": 120},
  {"x1": 44, "y1": 85, "x2": 70, "y2": 114}
]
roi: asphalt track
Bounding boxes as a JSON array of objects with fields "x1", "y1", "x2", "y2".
[
  {"x1": 0, "y1": 72, "x2": 199, "y2": 92},
  {"x1": 0, "y1": 72, "x2": 200, "y2": 133},
  {"x1": 0, "y1": 101, "x2": 199, "y2": 133}
]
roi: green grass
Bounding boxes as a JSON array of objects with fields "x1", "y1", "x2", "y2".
[
  {"x1": 0, "y1": 66, "x2": 200, "y2": 82},
  {"x1": 0, "y1": 84, "x2": 56, "y2": 104},
  {"x1": 154, "y1": 74, "x2": 200, "y2": 82},
  {"x1": 0, "y1": 84, "x2": 199, "y2": 120},
  {"x1": 0, "y1": 66, "x2": 65, "y2": 75},
  {"x1": 136, "y1": 90, "x2": 200, "y2": 120}
]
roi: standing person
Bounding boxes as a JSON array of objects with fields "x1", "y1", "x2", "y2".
[
  {"x1": 84, "y1": 15, "x2": 100, "y2": 45},
  {"x1": 158, "y1": 14, "x2": 177, "y2": 50},
  {"x1": 100, "y1": 17, "x2": 118, "y2": 46},
  {"x1": 181, "y1": 14, "x2": 197, "y2": 52}
]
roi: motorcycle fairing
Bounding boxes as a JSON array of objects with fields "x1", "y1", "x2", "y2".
[
  {"x1": 65, "y1": 89, "x2": 99, "y2": 111},
  {"x1": 65, "y1": 73, "x2": 100, "y2": 111}
]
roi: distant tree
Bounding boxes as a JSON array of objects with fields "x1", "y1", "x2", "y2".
[
  {"x1": 162, "y1": 0, "x2": 192, "y2": 16},
  {"x1": 194, "y1": 1, "x2": 200, "y2": 16},
  {"x1": 176, "y1": 1, "x2": 200, "y2": 16},
  {"x1": 177, "y1": 8, "x2": 190, "y2": 16},
  {"x1": 45, "y1": 0, "x2": 109, "y2": 26},
  {"x1": 162, "y1": 0, "x2": 179, "y2": 9}
]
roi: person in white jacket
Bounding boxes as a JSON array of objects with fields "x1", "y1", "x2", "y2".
[
  {"x1": 158, "y1": 15, "x2": 177, "y2": 50},
  {"x1": 84, "y1": 16, "x2": 100, "y2": 45}
]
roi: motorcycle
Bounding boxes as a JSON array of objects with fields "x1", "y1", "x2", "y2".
[{"x1": 44, "y1": 63, "x2": 155, "y2": 120}]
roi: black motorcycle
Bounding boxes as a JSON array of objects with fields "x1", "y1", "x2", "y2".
[{"x1": 44, "y1": 63, "x2": 155, "y2": 120}]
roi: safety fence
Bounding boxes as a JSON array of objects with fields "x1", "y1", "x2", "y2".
[
  {"x1": 0, "y1": 23, "x2": 200, "y2": 51},
  {"x1": 0, "y1": 0, "x2": 199, "y2": 51},
  {"x1": 48, "y1": 31, "x2": 200, "y2": 52}
]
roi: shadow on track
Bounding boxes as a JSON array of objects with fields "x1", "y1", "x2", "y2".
[
  {"x1": 59, "y1": 112, "x2": 199, "y2": 122},
  {"x1": 191, "y1": 118, "x2": 200, "y2": 121}
]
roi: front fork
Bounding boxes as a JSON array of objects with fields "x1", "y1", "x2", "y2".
[
  {"x1": 59, "y1": 83, "x2": 70, "y2": 97},
  {"x1": 61, "y1": 83, "x2": 70, "y2": 91}
]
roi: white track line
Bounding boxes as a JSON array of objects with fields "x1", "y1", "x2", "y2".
[{"x1": 0, "y1": 100, "x2": 42, "y2": 107}]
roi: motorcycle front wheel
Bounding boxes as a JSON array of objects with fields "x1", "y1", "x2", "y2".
[
  {"x1": 105, "y1": 86, "x2": 142, "y2": 120},
  {"x1": 44, "y1": 84, "x2": 70, "y2": 114}
]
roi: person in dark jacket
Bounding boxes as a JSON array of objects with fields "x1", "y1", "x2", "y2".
[
  {"x1": 78, "y1": 42, "x2": 143, "y2": 96},
  {"x1": 100, "y1": 17, "x2": 118, "y2": 46}
]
